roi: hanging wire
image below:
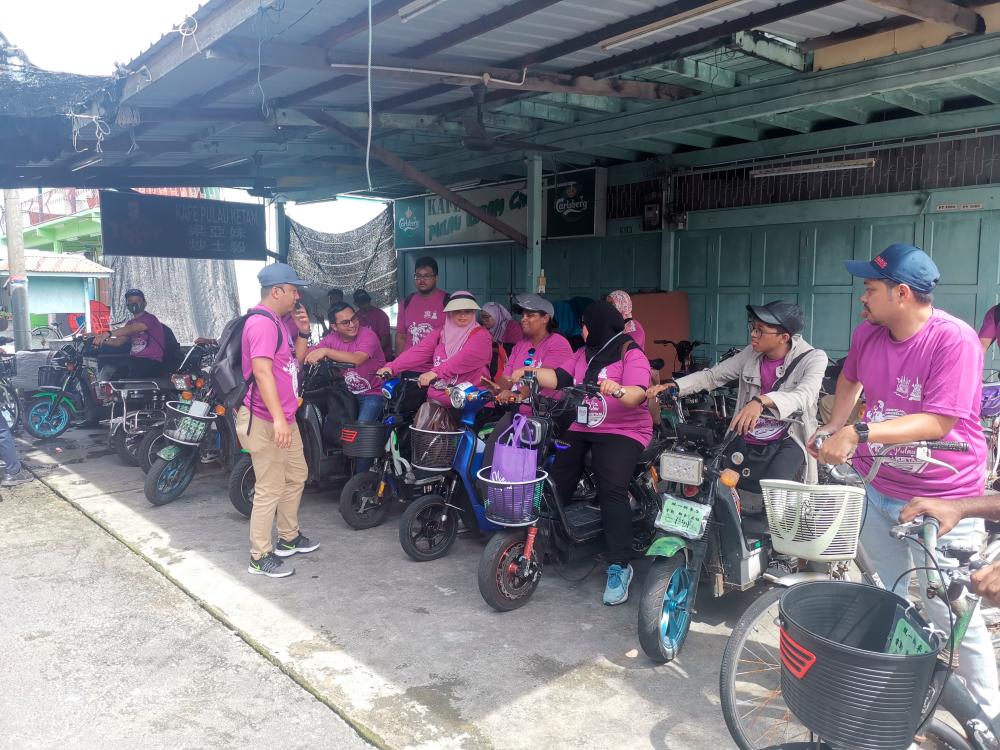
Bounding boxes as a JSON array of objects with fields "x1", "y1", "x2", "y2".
[{"x1": 366, "y1": 0, "x2": 374, "y2": 192}]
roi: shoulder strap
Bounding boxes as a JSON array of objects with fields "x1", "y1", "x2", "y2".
[
  {"x1": 772, "y1": 350, "x2": 817, "y2": 392},
  {"x1": 246, "y1": 308, "x2": 283, "y2": 353},
  {"x1": 994, "y1": 304, "x2": 1000, "y2": 328}
]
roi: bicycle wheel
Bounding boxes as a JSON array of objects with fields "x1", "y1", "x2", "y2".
[
  {"x1": 0, "y1": 383, "x2": 21, "y2": 434},
  {"x1": 720, "y1": 586, "x2": 813, "y2": 750}
]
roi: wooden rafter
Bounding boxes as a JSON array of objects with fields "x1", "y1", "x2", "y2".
[{"x1": 859, "y1": 0, "x2": 981, "y2": 34}]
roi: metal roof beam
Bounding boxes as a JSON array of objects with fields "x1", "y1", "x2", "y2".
[
  {"x1": 655, "y1": 59, "x2": 740, "y2": 91},
  {"x1": 950, "y1": 78, "x2": 1000, "y2": 104},
  {"x1": 859, "y1": 0, "x2": 982, "y2": 34},
  {"x1": 696, "y1": 122, "x2": 761, "y2": 141},
  {"x1": 669, "y1": 102, "x2": 1000, "y2": 167},
  {"x1": 813, "y1": 102, "x2": 869, "y2": 124},
  {"x1": 755, "y1": 113, "x2": 813, "y2": 133},
  {"x1": 276, "y1": 108, "x2": 537, "y2": 134},
  {"x1": 497, "y1": 101, "x2": 578, "y2": 124},
  {"x1": 730, "y1": 31, "x2": 807, "y2": 71},
  {"x1": 652, "y1": 132, "x2": 716, "y2": 149},
  {"x1": 207, "y1": 39, "x2": 688, "y2": 101},
  {"x1": 871, "y1": 90, "x2": 942, "y2": 114}
]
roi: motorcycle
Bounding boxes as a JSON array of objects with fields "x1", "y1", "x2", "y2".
[
  {"x1": 396, "y1": 382, "x2": 504, "y2": 562},
  {"x1": 635, "y1": 390, "x2": 807, "y2": 663},
  {"x1": 476, "y1": 373, "x2": 666, "y2": 611},
  {"x1": 338, "y1": 374, "x2": 440, "y2": 530},
  {"x1": 24, "y1": 335, "x2": 105, "y2": 440},
  {"x1": 0, "y1": 337, "x2": 22, "y2": 431},
  {"x1": 104, "y1": 342, "x2": 217, "y2": 467},
  {"x1": 228, "y1": 360, "x2": 356, "y2": 518}
]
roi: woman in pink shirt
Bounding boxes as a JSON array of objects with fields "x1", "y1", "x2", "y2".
[
  {"x1": 607, "y1": 289, "x2": 646, "y2": 350},
  {"x1": 510, "y1": 300, "x2": 652, "y2": 607},
  {"x1": 378, "y1": 291, "x2": 491, "y2": 409},
  {"x1": 481, "y1": 302, "x2": 522, "y2": 350}
]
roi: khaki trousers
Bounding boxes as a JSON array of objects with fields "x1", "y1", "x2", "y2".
[{"x1": 235, "y1": 408, "x2": 308, "y2": 559}]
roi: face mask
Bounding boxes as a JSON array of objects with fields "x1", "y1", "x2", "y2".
[{"x1": 126, "y1": 302, "x2": 142, "y2": 315}]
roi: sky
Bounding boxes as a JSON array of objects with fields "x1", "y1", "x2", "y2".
[{"x1": 3, "y1": 1, "x2": 390, "y2": 310}]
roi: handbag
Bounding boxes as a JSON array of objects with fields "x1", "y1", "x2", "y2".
[{"x1": 490, "y1": 414, "x2": 538, "y2": 484}]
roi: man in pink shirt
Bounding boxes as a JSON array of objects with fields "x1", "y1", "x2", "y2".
[
  {"x1": 93, "y1": 289, "x2": 168, "y2": 378},
  {"x1": 814, "y1": 243, "x2": 999, "y2": 716},
  {"x1": 396, "y1": 256, "x2": 448, "y2": 354},
  {"x1": 238, "y1": 263, "x2": 318, "y2": 579},
  {"x1": 353, "y1": 289, "x2": 392, "y2": 360}
]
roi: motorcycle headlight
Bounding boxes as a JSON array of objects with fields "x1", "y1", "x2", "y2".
[
  {"x1": 449, "y1": 387, "x2": 466, "y2": 409},
  {"x1": 658, "y1": 451, "x2": 704, "y2": 486}
]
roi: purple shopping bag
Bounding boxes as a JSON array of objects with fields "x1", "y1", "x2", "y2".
[{"x1": 490, "y1": 415, "x2": 538, "y2": 484}]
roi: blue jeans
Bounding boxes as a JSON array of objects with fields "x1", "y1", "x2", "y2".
[
  {"x1": 355, "y1": 395, "x2": 384, "y2": 473},
  {"x1": 861, "y1": 485, "x2": 1000, "y2": 717},
  {"x1": 0, "y1": 411, "x2": 21, "y2": 476}
]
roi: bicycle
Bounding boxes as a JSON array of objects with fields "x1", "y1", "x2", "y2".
[
  {"x1": 0, "y1": 337, "x2": 21, "y2": 432},
  {"x1": 719, "y1": 440, "x2": 1000, "y2": 750}
]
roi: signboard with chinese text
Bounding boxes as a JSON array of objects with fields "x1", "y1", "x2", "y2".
[{"x1": 100, "y1": 191, "x2": 267, "y2": 260}]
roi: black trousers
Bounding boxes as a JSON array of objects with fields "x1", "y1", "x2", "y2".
[{"x1": 548, "y1": 430, "x2": 644, "y2": 567}]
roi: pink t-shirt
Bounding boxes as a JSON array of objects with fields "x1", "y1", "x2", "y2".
[
  {"x1": 843, "y1": 310, "x2": 986, "y2": 500},
  {"x1": 310, "y1": 326, "x2": 386, "y2": 397},
  {"x1": 390, "y1": 325, "x2": 492, "y2": 407},
  {"x1": 560, "y1": 345, "x2": 652, "y2": 446},
  {"x1": 359, "y1": 306, "x2": 391, "y2": 341},
  {"x1": 398, "y1": 289, "x2": 448, "y2": 351},
  {"x1": 130, "y1": 312, "x2": 165, "y2": 361},
  {"x1": 745, "y1": 355, "x2": 790, "y2": 445},
  {"x1": 978, "y1": 306, "x2": 999, "y2": 343},
  {"x1": 505, "y1": 333, "x2": 573, "y2": 415},
  {"x1": 241, "y1": 306, "x2": 300, "y2": 423}
]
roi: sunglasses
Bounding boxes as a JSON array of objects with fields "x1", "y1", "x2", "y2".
[{"x1": 523, "y1": 347, "x2": 537, "y2": 367}]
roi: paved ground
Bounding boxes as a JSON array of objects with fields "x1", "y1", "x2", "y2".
[
  {"x1": 0, "y1": 448, "x2": 373, "y2": 750},
  {"x1": 8, "y1": 426, "x2": 775, "y2": 750}
]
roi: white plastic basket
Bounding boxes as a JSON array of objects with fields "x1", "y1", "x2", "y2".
[{"x1": 759, "y1": 479, "x2": 867, "y2": 562}]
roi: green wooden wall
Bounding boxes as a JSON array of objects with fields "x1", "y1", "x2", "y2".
[{"x1": 675, "y1": 186, "x2": 1000, "y2": 367}]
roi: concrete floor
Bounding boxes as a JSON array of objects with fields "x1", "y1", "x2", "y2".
[{"x1": 10, "y1": 426, "x2": 772, "y2": 750}]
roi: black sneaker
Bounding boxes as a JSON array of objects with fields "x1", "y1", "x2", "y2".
[
  {"x1": 274, "y1": 533, "x2": 320, "y2": 557},
  {"x1": 2, "y1": 469, "x2": 32, "y2": 487},
  {"x1": 247, "y1": 552, "x2": 294, "y2": 578}
]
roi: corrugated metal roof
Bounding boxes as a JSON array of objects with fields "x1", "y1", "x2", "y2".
[{"x1": 0, "y1": 251, "x2": 112, "y2": 276}]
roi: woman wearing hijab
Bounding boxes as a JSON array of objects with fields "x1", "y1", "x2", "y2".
[
  {"x1": 377, "y1": 291, "x2": 492, "y2": 408},
  {"x1": 509, "y1": 301, "x2": 652, "y2": 606},
  {"x1": 607, "y1": 290, "x2": 646, "y2": 349},
  {"x1": 480, "y1": 302, "x2": 522, "y2": 350}
]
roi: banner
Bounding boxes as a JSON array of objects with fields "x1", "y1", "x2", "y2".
[{"x1": 100, "y1": 191, "x2": 267, "y2": 260}]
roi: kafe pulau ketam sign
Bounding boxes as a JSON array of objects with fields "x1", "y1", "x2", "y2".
[{"x1": 394, "y1": 168, "x2": 606, "y2": 249}]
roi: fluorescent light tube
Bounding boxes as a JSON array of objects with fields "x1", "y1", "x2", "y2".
[
  {"x1": 749, "y1": 158, "x2": 876, "y2": 178},
  {"x1": 399, "y1": 0, "x2": 447, "y2": 23},
  {"x1": 601, "y1": 0, "x2": 754, "y2": 51},
  {"x1": 71, "y1": 157, "x2": 103, "y2": 171}
]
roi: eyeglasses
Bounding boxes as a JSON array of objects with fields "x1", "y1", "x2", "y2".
[
  {"x1": 336, "y1": 316, "x2": 359, "y2": 327},
  {"x1": 414, "y1": 272, "x2": 436, "y2": 280},
  {"x1": 523, "y1": 347, "x2": 537, "y2": 366},
  {"x1": 748, "y1": 321, "x2": 781, "y2": 338}
]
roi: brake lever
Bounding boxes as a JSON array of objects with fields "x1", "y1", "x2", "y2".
[{"x1": 915, "y1": 446, "x2": 961, "y2": 474}]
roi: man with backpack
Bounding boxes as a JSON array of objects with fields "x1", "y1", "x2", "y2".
[
  {"x1": 234, "y1": 263, "x2": 318, "y2": 579},
  {"x1": 93, "y1": 288, "x2": 173, "y2": 378},
  {"x1": 395, "y1": 256, "x2": 448, "y2": 354}
]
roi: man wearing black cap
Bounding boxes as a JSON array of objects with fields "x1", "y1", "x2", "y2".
[
  {"x1": 813, "y1": 243, "x2": 999, "y2": 716},
  {"x1": 353, "y1": 289, "x2": 392, "y2": 360},
  {"x1": 93, "y1": 288, "x2": 168, "y2": 378},
  {"x1": 648, "y1": 300, "x2": 827, "y2": 490}
]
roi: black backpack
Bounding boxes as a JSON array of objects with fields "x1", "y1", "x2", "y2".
[
  {"x1": 161, "y1": 323, "x2": 182, "y2": 371},
  {"x1": 209, "y1": 309, "x2": 283, "y2": 413}
]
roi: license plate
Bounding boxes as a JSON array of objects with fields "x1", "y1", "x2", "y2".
[
  {"x1": 655, "y1": 494, "x2": 711, "y2": 540},
  {"x1": 157, "y1": 444, "x2": 182, "y2": 461}
]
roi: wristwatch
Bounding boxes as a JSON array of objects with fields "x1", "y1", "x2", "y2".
[
  {"x1": 750, "y1": 396, "x2": 764, "y2": 407},
  {"x1": 297, "y1": 331, "x2": 311, "y2": 339},
  {"x1": 853, "y1": 422, "x2": 870, "y2": 443},
  {"x1": 614, "y1": 387, "x2": 625, "y2": 399}
]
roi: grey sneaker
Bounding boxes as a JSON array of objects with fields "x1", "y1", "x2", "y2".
[
  {"x1": 2, "y1": 469, "x2": 32, "y2": 487},
  {"x1": 247, "y1": 552, "x2": 294, "y2": 578},
  {"x1": 274, "y1": 533, "x2": 320, "y2": 557}
]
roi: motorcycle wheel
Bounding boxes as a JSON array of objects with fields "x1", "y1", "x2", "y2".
[
  {"x1": 339, "y1": 471, "x2": 394, "y2": 530},
  {"x1": 478, "y1": 529, "x2": 541, "y2": 612},
  {"x1": 637, "y1": 553, "x2": 697, "y2": 663},
  {"x1": 111, "y1": 428, "x2": 143, "y2": 467},
  {"x1": 24, "y1": 399, "x2": 71, "y2": 441},
  {"x1": 137, "y1": 427, "x2": 168, "y2": 474},
  {"x1": 398, "y1": 493, "x2": 457, "y2": 562},
  {"x1": 145, "y1": 453, "x2": 196, "y2": 506},
  {"x1": 0, "y1": 383, "x2": 21, "y2": 434},
  {"x1": 228, "y1": 454, "x2": 255, "y2": 518}
]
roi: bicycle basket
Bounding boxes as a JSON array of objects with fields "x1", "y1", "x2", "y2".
[
  {"x1": 162, "y1": 400, "x2": 216, "y2": 445},
  {"x1": 36, "y1": 365, "x2": 64, "y2": 388},
  {"x1": 340, "y1": 421, "x2": 389, "y2": 459},
  {"x1": 409, "y1": 426, "x2": 463, "y2": 471},
  {"x1": 476, "y1": 467, "x2": 547, "y2": 526},
  {"x1": 760, "y1": 479, "x2": 866, "y2": 561},
  {"x1": 779, "y1": 581, "x2": 944, "y2": 750}
]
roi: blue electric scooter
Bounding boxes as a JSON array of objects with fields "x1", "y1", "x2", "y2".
[{"x1": 397, "y1": 382, "x2": 502, "y2": 561}]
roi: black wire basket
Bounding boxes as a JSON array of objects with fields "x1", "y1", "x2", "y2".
[
  {"x1": 0, "y1": 355, "x2": 16, "y2": 379},
  {"x1": 36, "y1": 365, "x2": 64, "y2": 388},
  {"x1": 409, "y1": 426, "x2": 463, "y2": 471}
]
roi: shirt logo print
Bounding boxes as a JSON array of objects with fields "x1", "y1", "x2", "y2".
[{"x1": 895, "y1": 375, "x2": 912, "y2": 398}]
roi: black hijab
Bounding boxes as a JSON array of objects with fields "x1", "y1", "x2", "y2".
[{"x1": 582, "y1": 300, "x2": 635, "y2": 383}]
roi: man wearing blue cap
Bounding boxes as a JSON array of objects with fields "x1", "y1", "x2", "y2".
[
  {"x1": 238, "y1": 263, "x2": 319, "y2": 579},
  {"x1": 813, "y1": 243, "x2": 999, "y2": 716}
]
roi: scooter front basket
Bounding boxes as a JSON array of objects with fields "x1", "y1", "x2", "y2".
[
  {"x1": 409, "y1": 426, "x2": 463, "y2": 471},
  {"x1": 760, "y1": 479, "x2": 866, "y2": 561},
  {"x1": 476, "y1": 467, "x2": 547, "y2": 526},
  {"x1": 163, "y1": 400, "x2": 216, "y2": 445}
]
